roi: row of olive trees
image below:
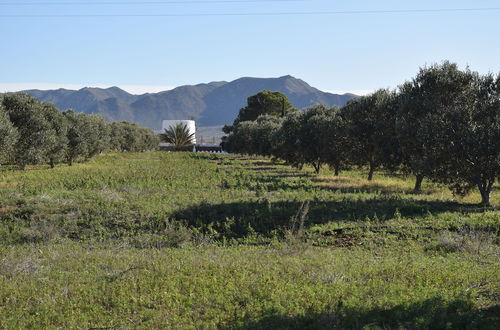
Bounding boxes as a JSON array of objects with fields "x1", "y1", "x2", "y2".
[
  {"x1": 223, "y1": 62, "x2": 499, "y2": 206},
  {"x1": 0, "y1": 93, "x2": 159, "y2": 169}
]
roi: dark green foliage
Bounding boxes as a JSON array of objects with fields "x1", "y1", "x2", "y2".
[
  {"x1": 1, "y1": 93, "x2": 58, "y2": 169},
  {"x1": 42, "y1": 103, "x2": 69, "y2": 168},
  {"x1": 397, "y1": 62, "x2": 476, "y2": 191},
  {"x1": 64, "y1": 110, "x2": 91, "y2": 165},
  {"x1": 85, "y1": 114, "x2": 111, "y2": 159},
  {"x1": 295, "y1": 105, "x2": 348, "y2": 174},
  {"x1": 108, "y1": 121, "x2": 128, "y2": 151},
  {"x1": 294, "y1": 105, "x2": 331, "y2": 173},
  {"x1": 109, "y1": 121, "x2": 159, "y2": 152},
  {"x1": 321, "y1": 107, "x2": 350, "y2": 176},
  {"x1": 138, "y1": 126, "x2": 160, "y2": 151},
  {"x1": 272, "y1": 111, "x2": 305, "y2": 168},
  {"x1": 0, "y1": 93, "x2": 158, "y2": 169},
  {"x1": 273, "y1": 105, "x2": 339, "y2": 173},
  {"x1": 224, "y1": 90, "x2": 295, "y2": 133},
  {"x1": 278, "y1": 105, "x2": 349, "y2": 175},
  {"x1": 422, "y1": 72, "x2": 500, "y2": 205},
  {"x1": 0, "y1": 105, "x2": 18, "y2": 164},
  {"x1": 397, "y1": 62, "x2": 499, "y2": 204},
  {"x1": 160, "y1": 123, "x2": 195, "y2": 150},
  {"x1": 341, "y1": 89, "x2": 401, "y2": 180},
  {"x1": 224, "y1": 121, "x2": 258, "y2": 154},
  {"x1": 224, "y1": 115, "x2": 282, "y2": 156},
  {"x1": 224, "y1": 61, "x2": 498, "y2": 205}
]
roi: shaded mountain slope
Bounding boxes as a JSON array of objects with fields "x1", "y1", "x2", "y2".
[{"x1": 22, "y1": 76, "x2": 357, "y2": 129}]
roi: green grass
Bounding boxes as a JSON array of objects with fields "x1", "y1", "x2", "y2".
[{"x1": 0, "y1": 152, "x2": 498, "y2": 329}]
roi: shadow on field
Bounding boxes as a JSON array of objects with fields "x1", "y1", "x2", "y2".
[
  {"x1": 224, "y1": 297, "x2": 499, "y2": 330},
  {"x1": 241, "y1": 162, "x2": 438, "y2": 195},
  {"x1": 250, "y1": 160, "x2": 289, "y2": 167},
  {"x1": 247, "y1": 169, "x2": 310, "y2": 178},
  {"x1": 172, "y1": 196, "x2": 481, "y2": 238},
  {"x1": 311, "y1": 176, "x2": 443, "y2": 195},
  {"x1": 249, "y1": 174, "x2": 439, "y2": 195}
]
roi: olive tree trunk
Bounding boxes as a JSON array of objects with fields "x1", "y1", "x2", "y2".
[
  {"x1": 413, "y1": 174, "x2": 424, "y2": 193},
  {"x1": 477, "y1": 179, "x2": 494, "y2": 206},
  {"x1": 367, "y1": 160, "x2": 375, "y2": 181},
  {"x1": 313, "y1": 159, "x2": 322, "y2": 174}
]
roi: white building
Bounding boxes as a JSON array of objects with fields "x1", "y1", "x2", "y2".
[{"x1": 161, "y1": 120, "x2": 196, "y2": 144}]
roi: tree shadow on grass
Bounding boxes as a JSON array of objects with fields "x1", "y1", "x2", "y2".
[
  {"x1": 171, "y1": 196, "x2": 482, "y2": 239},
  {"x1": 246, "y1": 168, "x2": 310, "y2": 179},
  {"x1": 224, "y1": 297, "x2": 499, "y2": 330},
  {"x1": 241, "y1": 163, "x2": 444, "y2": 196},
  {"x1": 311, "y1": 176, "x2": 444, "y2": 195},
  {"x1": 249, "y1": 174, "x2": 441, "y2": 196},
  {"x1": 248, "y1": 160, "x2": 289, "y2": 167}
]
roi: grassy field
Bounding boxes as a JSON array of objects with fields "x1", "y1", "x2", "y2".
[{"x1": 0, "y1": 152, "x2": 498, "y2": 329}]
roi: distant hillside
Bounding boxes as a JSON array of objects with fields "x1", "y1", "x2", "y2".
[{"x1": 21, "y1": 76, "x2": 357, "y2": 129}]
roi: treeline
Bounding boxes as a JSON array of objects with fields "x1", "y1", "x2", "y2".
[
  {"x1": 223, "y1": 62, "x2": 500, "y2": 206},
  {"x1": 0, "y1": 93, "x2": 159, "y2": 169}
]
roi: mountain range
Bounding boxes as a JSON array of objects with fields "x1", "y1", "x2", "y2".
[{"x1": 21, "y1": 75, "x2": 357, "y2": 129}]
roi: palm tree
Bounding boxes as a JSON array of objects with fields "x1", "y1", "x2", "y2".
[{"x1": 160, "y1": 123, "x2": 195, "y2": 150}]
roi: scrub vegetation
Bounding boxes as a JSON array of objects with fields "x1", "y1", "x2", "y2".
[{"x1": 0, "y1": 152, "x2": 498, "y2": 329}]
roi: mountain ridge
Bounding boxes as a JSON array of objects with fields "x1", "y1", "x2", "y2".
[{"x1": 19, "y1": 76, "x2": 357, "y2": 129}]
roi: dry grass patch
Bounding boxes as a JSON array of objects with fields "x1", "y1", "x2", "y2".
[
  {"x1": 0, "y1": 206, "x2": 18, "y2": 214},
  {"x1": 313, "y1": 175, "x2": 415, "y2": 194}
]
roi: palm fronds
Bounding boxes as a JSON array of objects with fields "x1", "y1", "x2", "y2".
[{"x1": 160, "y1": 123, "x2": 195, "y2": 150}]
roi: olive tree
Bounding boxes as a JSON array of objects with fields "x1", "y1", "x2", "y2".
[
  {"x1": 1, "y1": 93, "x2": 57, "y2": 169},
  {"x1": 64, "y1": 110, "x2": 88, "y2": 165},
  {"x1": 293, "y1": 105, "x2": 334, "y2": 174},
  {"x1": 252, "y1": 115, "x2": 283, "y2": 157},
  {"x1": 109, "y1": 121, "x2": 128, "y2": 151},
  {"x1": 273, "y1": 111, "x2": 305, "y2": 169},
  {"x1": 223, "y1": 121, "x2": 257, "y2": 154},
  {"x1": 64, "y1": 110, "x2": 109, "y2": 165},
  {"x1": 397, "y1": 61, "x2": 475, "y2": 192},
  {"x1": 109, "y1": 121, "x2": 158, "y2": 152},
  {"x1": 42, "y1": 103, "x2": 69, "y2": 168},
  {"x1": 318, "y1": 107, "x2": 350, "y2": 176},
  {"x1": 137, "y1": 126, "x2": 160, "y2": 151},
  {"x1": 342, "y1": 89, "x2": 401, "y2": 180},
  {"x1": 0, "y1": 104, "x2": 18, "y2": 164},
  {"x1": 224, "y1": 115, "x2": 283, "y2": 156},
  {"x1": 85, "y1": 114, "x2": 110, "y2": 159},
  {"x1": 423, "y1": 72, "x2": 499, "y2": 205}
]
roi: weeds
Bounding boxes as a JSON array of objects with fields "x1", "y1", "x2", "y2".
[
  {"x1": 0, "y1": 152, "x2": 498, "y2": 328},
  {"x1": 283, "y1": 201, "x2": 311, "y2": 254},
  {"x1": 429, "y1": 228, "x2": 499, "y2": 259}
]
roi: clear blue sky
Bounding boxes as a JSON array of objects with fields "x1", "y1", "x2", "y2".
[{"x1": 1, "y1": 0, "x2": 499, "y2": 94}]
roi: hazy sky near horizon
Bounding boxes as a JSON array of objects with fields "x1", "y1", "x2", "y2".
[{"x1": 1, "y1": 0, "x2": 499, "y2": 95}]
